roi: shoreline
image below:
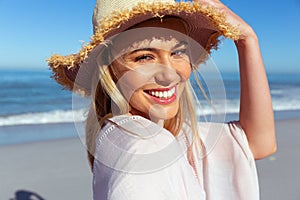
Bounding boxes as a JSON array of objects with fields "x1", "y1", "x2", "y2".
[
  {"x1": 1, "y1": 109, "x2": 300, "y2": 146},
  {"x1": 0, "y1": 122, "x2": 84, "y2": 146}
]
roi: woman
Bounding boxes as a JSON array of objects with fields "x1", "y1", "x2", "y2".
[{"x1": 48, "y1": 0, "x2": 276, "y2": 199}]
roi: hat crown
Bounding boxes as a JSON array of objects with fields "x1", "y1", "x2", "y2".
[{"x1": 93, "y1": 0, "x2": 175, "y2": 31}]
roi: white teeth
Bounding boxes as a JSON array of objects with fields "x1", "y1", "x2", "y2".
[
  {"x1": 163, "y1": 91, "x2": 168, "y2": 98},
  {"x1": 148, "y1": 87, "x2": 175, "y2": 99},
  {"x1": 155, "y1": 91, "x2": 159, "y2": 97},
  {"x1": 167, "y1": 90, "x2": 171, "y2": 97},
  {"x1": 159, "y1": 91, "x2": 163, "y2": 98}
]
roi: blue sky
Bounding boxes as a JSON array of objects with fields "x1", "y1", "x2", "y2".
[{"x1": 0, "y1": 0, "x2": 299, "y2": 73}]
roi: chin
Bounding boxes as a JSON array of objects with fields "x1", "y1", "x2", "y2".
[{"x1": 148, "y1": 104, "x2": 179, "y2": 122}]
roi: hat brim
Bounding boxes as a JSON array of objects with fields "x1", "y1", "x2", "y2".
[{"x1": 48, "y1": 2, "x2": 240, "y2": 96}]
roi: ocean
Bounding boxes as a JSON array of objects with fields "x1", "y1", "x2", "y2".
[{"x1": 0, "y1": 69, "x2": 299, "y2": 145}]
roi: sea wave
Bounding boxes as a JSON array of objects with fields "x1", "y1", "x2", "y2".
[
  {"x1": 0, "y1": 109, "x2": 87, "y2": 126},
  {"x1": 0, "y1": 98, "x2": 300, "y2": 126}
]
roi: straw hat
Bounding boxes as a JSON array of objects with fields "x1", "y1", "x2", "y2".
[{"x1": 47, "y1": 0, "x2": 240, "y2": 95}]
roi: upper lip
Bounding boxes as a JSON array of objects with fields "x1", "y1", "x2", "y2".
[{"x1": 144, "y1": 85, "x2": 176, "y2": 92}]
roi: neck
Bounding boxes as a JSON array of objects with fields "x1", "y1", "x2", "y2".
[
  {"x1": 156, "y1": 119, "x2": 165, "y2": 127},
  {"x1": 128, "y1": 112, "x2": 165, "y2": 127}
]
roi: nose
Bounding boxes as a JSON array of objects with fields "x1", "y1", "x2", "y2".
[{"x1": 154, "y1": 59, "x2": 181, "y2": 87}]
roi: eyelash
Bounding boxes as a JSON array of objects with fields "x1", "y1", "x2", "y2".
[
  {"x1": 135, "y1": 54, "x2": 153, "y2": 62},
  {"x1": 134, "y1": 48, "x2": 188, "y2": 62},
  {"x1": 171, "y1": 48, "x2": 187, "y2": 56}
]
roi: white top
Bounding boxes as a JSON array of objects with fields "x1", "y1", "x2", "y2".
[{"x1": 93, "y1": 115, "x2": 259, "y2": 200}]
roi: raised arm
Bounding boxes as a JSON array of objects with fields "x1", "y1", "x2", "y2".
[
  {"x1": 235, "y1": 34, "x2": 276, "y2": 159},
  {"x1": 195, "y1": 0, "x2": 277, "y2": 159}
]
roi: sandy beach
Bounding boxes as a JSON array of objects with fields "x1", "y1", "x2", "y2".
[
  {"x1": 0, "y1": 137, "x2": 93, "y2": 199},
  {"x1": 256, "y1": 119, "x2": 300, "y2": 200},
  {"x1": 0, "y1": 118, "x2": 299, "y2": 200}
]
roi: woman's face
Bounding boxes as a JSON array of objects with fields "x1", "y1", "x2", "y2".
[{"x1": 111, "y1": 18, "x2": 191, "y2": 123}]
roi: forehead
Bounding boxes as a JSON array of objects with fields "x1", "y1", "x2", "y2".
[
  {"x1": 99, "y1": 17, "x2": 206, "y2": 64},
  {"x1": 108, "y1": 17, "x2": 188, "y2": 53},
  {"x1": 110, "y1": 31, "x2": 188, "y2": 57},
  {"x1": 126, "y1": 37, "x2": 184, "y2": 54}
]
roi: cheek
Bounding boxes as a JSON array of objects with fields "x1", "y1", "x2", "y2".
[
  {"x1": 112, "y1": 67, "x2": 148, "y2": 102},
  {"x1": 176, "y1": 62, "x2": 191, "y2": 80}
]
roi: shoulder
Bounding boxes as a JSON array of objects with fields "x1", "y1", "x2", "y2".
[
  {"x1": 196, "y1": 121, "x2": 254, "y2": 161},
  {"x1": 181, "y1": 120, "x2": 253, "y2": 161},
  {"x1": 196, "y1": 121, "x2": 247, "y2": 142},
  {"x1": 98, "y1": 115, "x2": 175, "y2": 152},
  {"x1": 182, "y1": 120, "x2": 246, "y2": 144},
  {"x1": 94, "y1": 115, "x2": 184, "y2": 173}
]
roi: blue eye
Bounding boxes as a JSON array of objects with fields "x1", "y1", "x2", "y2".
[
  {"x1": 171, "y1": 48, "x2": 189, "y2": 57},
  {"x1": 172, "y1": 49, "x2": 186, "y2": 55},
  {"x1": 135, "y1": 54, "x2": 153, "y2": 62}
]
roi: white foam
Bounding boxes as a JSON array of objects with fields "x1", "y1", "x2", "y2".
[
  {"x1": 196, "y1": 98, "x2": 300, "y2": 116},
  {"x1": 272, "y1": 99, "x2": 300, "y2": 111},
  {"x1": 0, "y1": 109, "x2": 87, "y2": 126},
  {"x1": 270, "y1": 89, "x2": 283, "y2": 95},
  {"x1": 0, "y1": 97, "x2": 300, "y2": 126}
]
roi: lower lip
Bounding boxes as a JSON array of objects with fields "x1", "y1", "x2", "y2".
[{"x1": 146, "y1": 91, "x2": 177, "y2": 105}]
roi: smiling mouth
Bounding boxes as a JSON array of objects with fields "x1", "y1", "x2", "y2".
[{"x1": 144, "y1": 87, "x2": 176, "y2": 104}]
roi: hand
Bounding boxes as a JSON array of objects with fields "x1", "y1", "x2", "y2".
[{"x1": 194, "y1": 0, "x2": 256, "y2": 41}]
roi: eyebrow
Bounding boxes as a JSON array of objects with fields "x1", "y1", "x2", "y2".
[
  {"x1": 172, "y1": 41, "x2": 188, "y2": 50},
  {"x1": 126, "y1": 41, "x2": 188, "y2": 55}
]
